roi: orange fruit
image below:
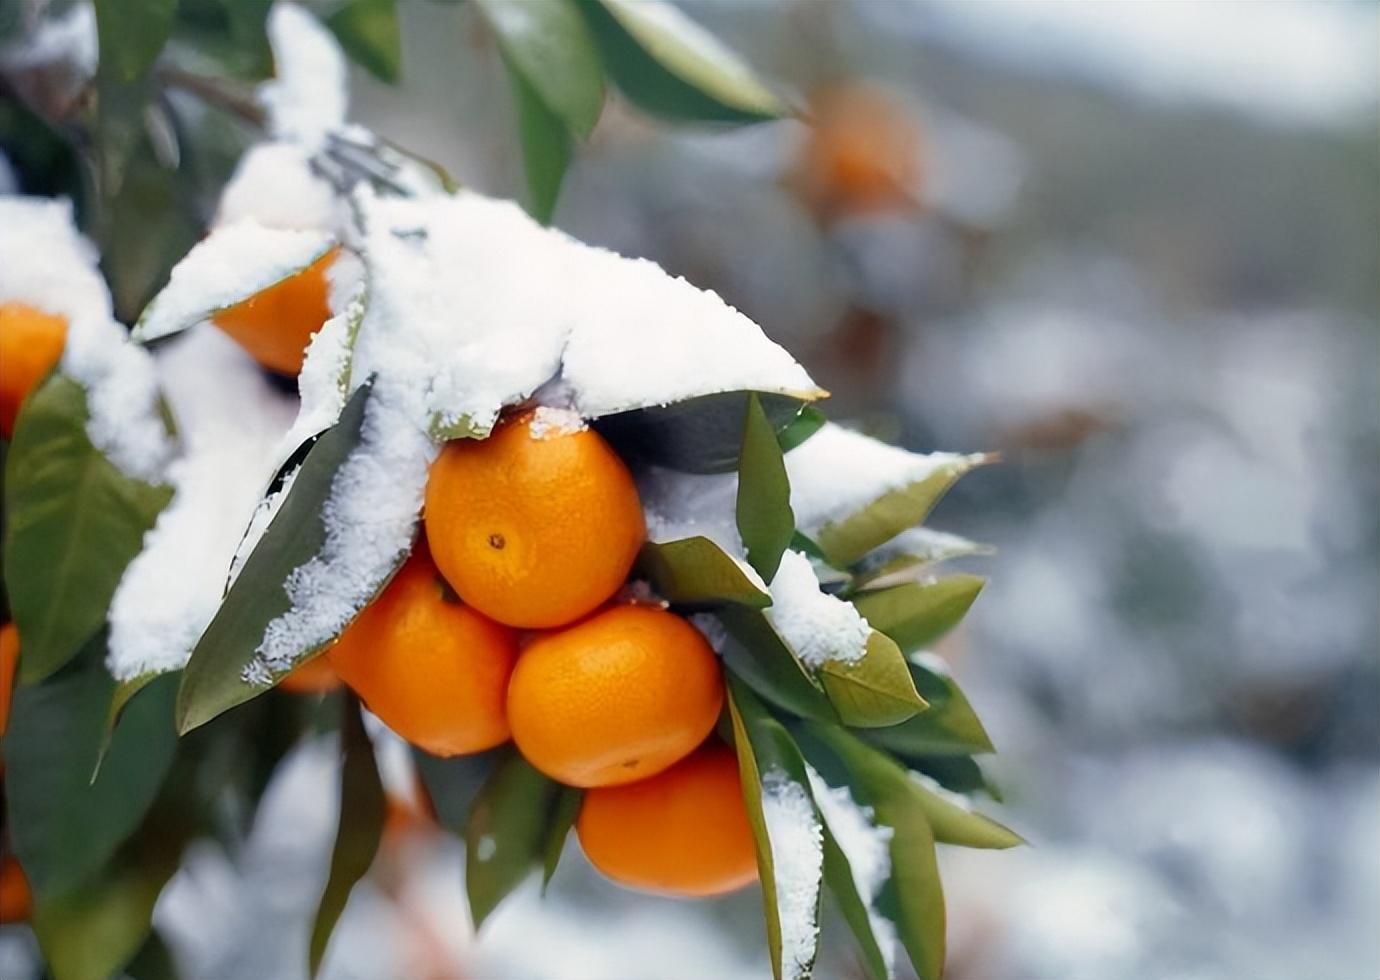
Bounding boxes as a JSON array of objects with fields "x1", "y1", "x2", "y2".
[
  {"x1": 277, "y1": 654, "x2": 342, "y2": 694},
  {"x1": 328, "y1": 545, "x2": 518, "y2": 757},
  {"x1": 0, "y1": 622, "x2": 16, "y2": 736},
  {"x1": 0, "y1": 856, "x2": 31, "y2": 923},
  {"x1": 212, "y1": 248, "x2": 337, "y2": 375},
  {"x1": 577, "y1": 743, "x2": 758, "y2": 897},
  {"x1": 424, "y1": 410, "x2": 645, "y2": 630},
  {"x1": 507, "y1": 605, "x2": 723, "y2": 787},
  {"x1": 0, "y1": 302, "x2": 67, "y2": 438}
]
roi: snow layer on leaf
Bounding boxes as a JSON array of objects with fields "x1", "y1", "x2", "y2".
[
  {"x1": 107, "y1": 328, "x2": 298, "y2": 679},
  {"x1": 260, "y1": 3, "x2": 347, "y2": 150},
  {"x1": 764, "y1": 550, "x2": 871, "y2": 667},
  {"x1": 216, "y1": 142, "x2": 343, "y2": 232},
  {"x1": 639, "y1": 467, "x2": 741, "y2": 554},
  {"x1": 806, "y1": 766, "x2": 898, "y2": 976},
  {"x1": 0, "y1": 196, "x2": 173, "y2": 481},
  {"x1": 136, "y1": 220, "x2": 336, "y2": 342},
  {"x1": 761, "y1": 769, "x2": 823, "y2": 980},
  {"x1": 786, "y1": 423, "x2": 983, "y2": 532},
  {"x1": 856, "y1": 525, "x2": 989, "y2": 575}
]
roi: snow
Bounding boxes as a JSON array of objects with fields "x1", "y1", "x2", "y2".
[
  {"x1": 0, "y1": 4, "x2": 97, "y2": 78},
  {"x1": 638, "y1": 468, "x2": 742, "y2": 554},
  {"x1": 135, "y1": 219, "x2": 337, "y2": 343},
  {"x1": 528, "y1": 406, "x2": 587, "y2": 440},
  {"x1": 763, "y1": 550, "x2": 871, "y2": 668},
  {"x1": 0, "y1": 196, "x2": 174, "y2": 482},
  {"x1": 215, "y1": 142, "x2": 344, "y2": 232},
  {"x1": 260, "y1": 3, "x2": 348, "y2": 151},
  {"x1": 805, "y1": 766, "x2": 897, "y2": 975},
  {"x1": 760, "y1": 769, "x2": 823, "y2": 980},
  {"x1": 106, "y1": 328, "x2": 298, "y2": 680},
  {"x1": 786, "y1": 423, "x2": 984, "y2": 535},
  {"x1": 857, "y1": 526, "x2": 989, "y2": 574},
  {"x1": 911, "y1": 650, "x2": 953, "y2": 677}
]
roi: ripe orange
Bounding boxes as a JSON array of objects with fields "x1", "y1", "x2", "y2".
[
  {"x1": 507, "y1": 605, "x2": 723, "y2": 787},
  {"x1": 277, "y1": 654, "x2": 342, "y2": 694},
  {"x1": 0, "y1": 622, "x2": 16, "y2": 736},
  {"x1": 0, "y1": 302, "x2": 67, "y2": 438},
  {"x1": 577, "y1": 743, "x2": 758, "y2": 897},
  {"x1": 0, "y1": 856, "x2": 31, "y2": 922},
  {"x1": 424, "y1": 409, "x2": 645, "y2": 629},
  {"x1": 212, "y1": 248, "x2": 337, "y2": 375},
  {"x1": 327, "y1": 545, "x2": 518, "y2": 757}
]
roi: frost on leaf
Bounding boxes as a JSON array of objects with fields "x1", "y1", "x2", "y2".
[
  {"x1": 761, "y1": 769, "x2": 824, "y2": 980},
  {"x1": 260, "y1": 2, "x2": 348, "y2": 150},
  {"x1": 216, "y1": 142, "x2": 345, "y2": 232},
  {"x1": 764, "y1": 550, "x2": 871, "y2": 668},
  {"x1": 0, "y1": 197, "x2": 174, "y2": 482}
]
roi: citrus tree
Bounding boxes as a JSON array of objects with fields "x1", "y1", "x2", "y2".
[{"x1": 0, "y1": 3, "x2": 1016, "y2": 979}]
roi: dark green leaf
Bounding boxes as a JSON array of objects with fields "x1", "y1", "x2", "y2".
[
  {"x1": 477, "y1": 0, "x2": 605, "y2": 137},
  {"x1": 464, "y1": 750, "x2": 561, "y2": 929},
  {"x1": 177, "y1": 383, "x2": 379, "y2": 734},
  {"x1": 4, "y1": 374, "x2": 172, "y2": 683},
  {"x1": 717, "y1": 607, "x2": 837, "y2": 724},
  {"x1": 95, "y1": 0, "x2": 179, "y2": 85},
  {"x1": 852, "y1": 575, "x2": 985, "y2": 654},
  {"x1": 579, "y1": 0, "x2": 782, "y2": 123},
  {"x1": 5, "y1": 641, "x2": 178, "y2": 900},
  {"x1": 124, "y1": 929, "x2": 179, "y2": 980},
  {"x1": 541, "y1": 787, "x2": 583, "y2": 892},
  {"x1": 776, "y1": 405, "x2": 827, "y2": 453},
  {"x1": 34, "y1": 860, "x2": 172, "y2": 980},
  {"x1": 864, "y1": 658, "x2": 994, "y2": 757},
  {"x1": 819, "y1": 631, "x2": 927, "y2": 728},
  {"x1": 326, "y1": 0, "x2": 401, "y2": 83},
  {"x1": 737, "y1": 393, "x2": 794, "y2": 583},
  {"x1": 413, "y1": 748, "x2": 497, "y2": 831},
  {"x1": 310, "y1": 697, "x2": 386, "y2": 977},
  {"x1": 911, "y1": 754, "x2": 1000, "y2": 801},
  {"x1": 636, "y1": 537, "x2": 770, "y2": 609},
  {"x1": 821, "y1": 825, "x2": 889, "y2": 980},
  {"x1": 512, "y1": 68, "x2": 573, "y2": 224}
]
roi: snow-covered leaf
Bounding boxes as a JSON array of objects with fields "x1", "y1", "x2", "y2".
[
  {"x1": 581, "y1": 0, "x2": 783, "y2": 123},
  {"x1": 717, "y1": 608, "x2": 838, "y2": 724},
  {"x1": 325, "y1": 0, "x2": 400, "y2": 83},
  {"x1": 512, "y1": 68, "x2": 573, "y2": 224},
  {"x1": 541, "y1": 787, "x2": 584, "y2": 892},
  {"x1": 864, "y1": 656, "x2": 994, "y2": 758},
  {"x1": 3, "y1": 374, "x2": 172, "y2": 683},
  {"x1": 175, "y1": 383, "x2": 379, "y2": 733},
  {"x1": 726, "y1": 678, "x2": 824, "y2": 980},
  {"x1": 852, "y1": 575, "x2": 985, "y2": 654},
  {"x1": 906, "y1": 773, "x2": 1022, "y2": 850},
  {"x1": 819, "y1": 631, "x2": 927, "y2": 729},
  {"x1": 852, "y1": 528, "x2": 993, "y2": 591},
  {"x1": 764, "y1": 550, "x2": 871, "y2": 670},
  {"x1": 133, "y1": 221, "x2": 337, "y2": 343},
  {"x1": 912, "y1": 755, "x2": 1001, "y2": 801},
  {"x1": 821, "y1": 826, "x2": 890, "y2": 980},
  {"x1": 5, "y1": 639, "x2": 177, "y2": 901},
  {"x1": 636, "y1": 537, "x2": 770, "y2": 608},
  {"x1": 310, "y1": 697, "x2": 385, "y2": 977},
  {"x1": 464, "y1": 750, "x2": 562, "y2": 929},
  {"x1": 738, "y1": 393, "x2": 795, "y2": 583}
]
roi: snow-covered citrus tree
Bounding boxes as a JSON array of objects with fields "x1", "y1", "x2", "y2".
[{"x1": 0, "y1": 3, "x2": 1015, "y2": 978}]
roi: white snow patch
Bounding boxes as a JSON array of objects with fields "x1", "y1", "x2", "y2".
[
  {"x1": 528, "y1": 406, "x2": 587, "y2": 440},
  {"x1": 271, "y1": 273, "x2": 364, "y2": 461},
  {"x1": 215, "y1": 142, "x2": 344, "y2": 232},
  {"x1": 638, "y1": 467, "x2": 742, "y2": 555},
  {"x1": 858, "y1": 526, "x2": 988, "y2": 575},
  {"x1": 689, "y1": 612, "x2": 730, "y2": 653},
  {"x1": 260, "y1": 3, "x2": 348, "y2": 151},
  {"x1": 760, "y1": 769, "x2": 823, "y2": 980},
  {"x1": 786, "y1": 423, "x2": 982, "y2": 534},
  {"x1": 806, "y1": 766, "x2": 897, "y2": 975},
  {"x1": 136, "y1": 219, "x2": 336, "y2": 342},
  {"x1": 228, "y1": 463, "x2": 300, "y2": 588},
  {"x1": 764, "y1": 550, "x2": 871, "y2": 668},
  {"x1": 107, "y1": 328, "x2": 298, "y2": 679},
  {"x1": 911, "y1": 650, "x2": 953, "y2": 677},
  {"x1": 0, "y1": 4, "x2": 97, "y2": 78},
  {"x1": 476, "y1": 835, "x2": 497, "y2": 863},
  {"x1": 0, "y1": 196, "x2": 174, "y2": 481}
]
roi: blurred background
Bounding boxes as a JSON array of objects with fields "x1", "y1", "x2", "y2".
[{"x1": 4, "y1": 1, "x2": 1377, "y2": 978}]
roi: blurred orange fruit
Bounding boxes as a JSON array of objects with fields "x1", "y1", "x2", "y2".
[
  {"x1": 277, "y1": 654, "x2": 342, "y2": 694},
  {"x1": 0, "y1": 622, "x2": 16, "y2": 736},
  {"x1": 577, "y1": 743, "x2": 758, "y2": 896},
  {"x1": 328, "y1": 545, "x2": 518, "y2": 757},
  {"x1": 213, "y1": 248, "x2": 337, "y2": 375},
  {"x1": 424, "y1": 410, "x2": 645, "y2": 629},
  {"x1": 0, "y1": 856, "x2": 31, "y2": 922},
  {"x1": 0, "y1": 302, "x2": 67, "y2": 438},
  {"x1": 507, "y1": 605, "x2": 723, "y2": 787}
]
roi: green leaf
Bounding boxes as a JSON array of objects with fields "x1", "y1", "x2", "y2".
[
  {"x1": 776, "y1": 405, "x2": 827, "y2": 454},
  {"x1": 907, "y1": 776, "x2": 1022, "y2": 850},
  {"x1": 636, "y1": 537, "x2": 770, "y2": 609},
  {"x1": 852, "y1": 530, "x2": 992, "y2": 591},
  {"x1": 911, "y1": 754, "x2": 1000, "y2": 801},
  {"x1": 593, "y1": 390, "x2": 819, "y2": 473},
  {"x1": 326, "y1": 0, "x2": 401, "y2": 83},
  {"x1": 4, "y1": 374, "x2": 173, "y2": 683},
  {"x1": 804, "y1": 725, "x2": 946, "y2": 980},
  {"x1": 716, "y1": 607, "x2": 837, "y2": 724},
  {"x1": 726, "y1": 678, "x2": 822, "y2": 980},
  {"x1": 541, "y1": 787, "x2": 583, "y2": 892},
  {"x1": 819, "y1": 631, "x2": 927, "y2": 728},
  {"x1": 737, "y1": 393, "x2": 794, "y2": 583},
  {"x1": 176, "y1": 383, "x2": 380, "y2": 734},
  {"x1": 814, "y1": 454, "x2": 993, "y2": 568},
  {"x1": 512, "y1": 67, "x2": 573, "y2": 224},
  {"x1": 310, "y1": 696, "x2": 386, "y2": 977},
  {"x1": 863, "y1": 658, "x2": 994, "y2": 757},
  {"x1": 413, "y1": 748, "x2": 496, "y2": 831},
  {"x1": 5, "y1": 640, "x2": 177, "y2": 901},
  {"x1": 820, "y1": 825, "x2": 889, "y2": 980},
  {"x1": 476, "y1": 0, "x2": 605, "y2": 137},
  {"x1": 123, "y1": 930, "x2": 179, "y2": 980},
  {"x1": 95, "y1": 0, "x2": 179, "y2": 85},
  {"x1": 464, "y1": 750, "x2": 562, "y2": 929},
  {"x1": 96, "y1": 671, "x2": 165, "y2": 778},
  {"x1": 852, "y1": 575, "x2": 985, "y2": 654},
  {"x1": 580, "y1": 0, "x2": 783, "y2": 123},
  {"x1": 34, "y1": 860, "x2": 172, "y2": 980}
]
